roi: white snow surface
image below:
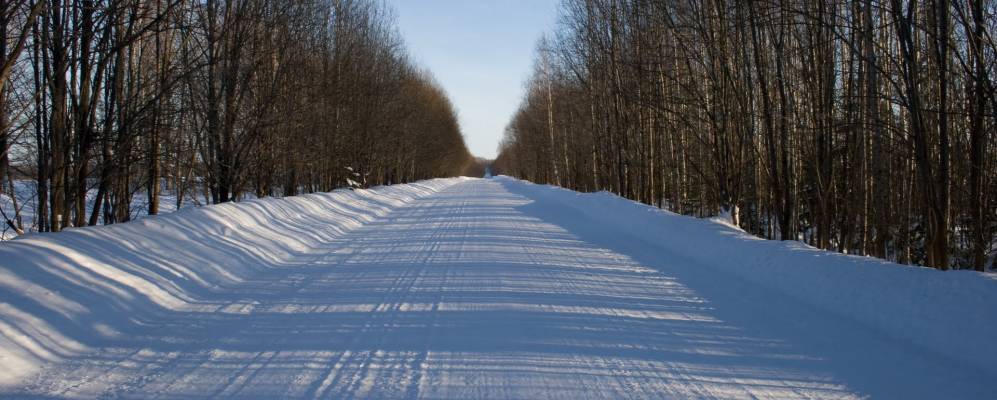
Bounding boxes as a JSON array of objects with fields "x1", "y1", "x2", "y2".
[
  {"x1": 0, "y1": 176, "x2": 994, "y2": 399},
  {"x1": 1, "y1": 180, "x2": 206, "y2": 240}
]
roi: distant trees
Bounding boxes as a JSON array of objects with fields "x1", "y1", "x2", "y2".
[
  {"x1": 0, "y1": 0, "x2": 472, "y2": 234},
  {"x1": 495, "y1": 0, "x2": 997, "y2": 271}
]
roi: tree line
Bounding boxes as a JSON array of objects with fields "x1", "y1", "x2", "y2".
[
  {"x1": 494, "y1": 0, "x2": 996, "y2": 271},
  {"x1": 0, "y1": 0, "x2": 473, "y2": 235}
]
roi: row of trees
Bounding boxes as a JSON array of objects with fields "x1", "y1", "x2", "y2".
[
  {"x1": 495, "y1": 0, "x2": 996, "y2": 271},
  {"x1": 0, "y1": 0, "x2": 472, "y2": 234}
]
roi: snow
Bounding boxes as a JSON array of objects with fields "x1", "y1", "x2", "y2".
[
  {"x1": 1, "y1": 180, "x2": 39, "y2": 240},
  {"x1": 1, "y1": 180, "x2": 206, "y2": 240},
  {"x1": 0, "y1": 176, "x2": 994, "y2": 398}
]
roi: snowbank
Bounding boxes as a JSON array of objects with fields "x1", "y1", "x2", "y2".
[
  {"x1": 496, "y1": 176, "x2": 997, "y2": 373},
  {"x1": 0, "y1": 178, "x2": 465, "y2": 386}
]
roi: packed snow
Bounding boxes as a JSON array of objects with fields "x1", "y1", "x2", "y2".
[{"x1": 0, "y1": 177, "x2": 994, "y2": 398}]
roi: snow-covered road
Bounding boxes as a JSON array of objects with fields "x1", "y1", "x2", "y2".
[{"x1": 2, "y1": 178, "x2": 995, "y2": 398}]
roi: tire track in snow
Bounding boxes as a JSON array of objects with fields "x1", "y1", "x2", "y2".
[{"x1": 8, "y1": 178, "x2": 992, "y2": 398}]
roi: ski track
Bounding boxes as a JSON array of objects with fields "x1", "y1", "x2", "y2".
[{"x1": 4, "y1": 178, "x2": 995, "y2": 399}]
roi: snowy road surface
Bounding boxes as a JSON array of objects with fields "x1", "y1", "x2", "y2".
[{"x1": 1, "y1": 178, "x2": 995, "y2": 398}]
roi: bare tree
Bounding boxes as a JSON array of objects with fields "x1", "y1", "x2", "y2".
[{"x1": 496, "y1": 0, "x2": 997, "y2": 271}]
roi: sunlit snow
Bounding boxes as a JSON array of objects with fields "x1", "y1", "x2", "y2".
[{"x1": 0, "y1": 177, "x2": 994, "y2": 398}]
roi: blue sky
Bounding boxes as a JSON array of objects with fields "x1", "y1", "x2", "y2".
[{"x1": 385, "y1": 0, "x2": 560, "y2": 159}]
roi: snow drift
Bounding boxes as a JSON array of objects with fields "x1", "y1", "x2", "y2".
[
  {"x1": 0, "y1": 178, "x2": 465, "y2": 386},
  {"x1": 497, "y1": 176, "x2": 997, "y2": 374}
]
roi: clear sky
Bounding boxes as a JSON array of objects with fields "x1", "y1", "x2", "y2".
[{"x1": 385, "y1": 0, "x2": 560, "y2": 159}]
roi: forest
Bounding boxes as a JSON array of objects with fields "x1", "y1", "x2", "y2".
[
  {"x1": 0, "y1": 0, "x2": 473, "y2": 235},
  {"x1": 495, "y1": 0, "x2": 997, "y2": 271}
]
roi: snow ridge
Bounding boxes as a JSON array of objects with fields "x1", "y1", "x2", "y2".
[
  {"x1": 499, "y1": 176, "x2": 997, "y2": 374},
  {"x1": 0, "y1": 178, "x2": 465, "y2": 386}
]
